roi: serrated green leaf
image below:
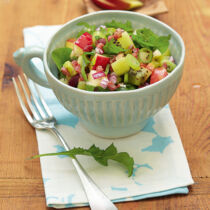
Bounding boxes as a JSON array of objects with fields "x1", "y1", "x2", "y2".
[
  {"x1": 103, "y1": 39, "x2": 125, "y2": 55},
  {"x1": 132, "y1": 28, "x2": 171, "y2": 53},
  {"x1": 77, "y1": 22, "x2": 96, "y2": 37},
  {"x1": 51, "y1": 48, "x2": 72, "y2": 70},
  {"x1": 104, "y1": 20, "x2": 133, "y2": 32},
  {"x1": 30, "y1": 143, "x2": 134, "y2": 177}
]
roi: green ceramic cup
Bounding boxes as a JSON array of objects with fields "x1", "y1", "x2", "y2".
[{"x1": 13, "y1": 11, "x2": 185, "y2": 138}]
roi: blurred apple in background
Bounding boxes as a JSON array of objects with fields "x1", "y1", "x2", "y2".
[{"x1": 91, "y1": 0, "x2": 143, "y2": 10}]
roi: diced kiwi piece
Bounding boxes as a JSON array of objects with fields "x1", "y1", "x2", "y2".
[
  {"x1": 111, "y1": 57, "x2": 130, "y2": 76},
  {"x1": 125, "y1": 54, "x2": 140, "y2": 71},
  {"x1": 118, "y1": 31, "x2": 135, "y2": 50},
  {"x1": 161, "y1": 60, "x2": 176, "y2": 72},
  {"x1": 77, "y1": 81, "x2": 86, "y2": 90},
  {"x1": 139, "y1": 48, "x2": 153, "y2": 63},
  {"x1": 117, "y1": 76, "x2": 122, "y2": 83},
  {"x1": 63, "y1": 61, "x2": 77, "y2": 76},
  {"x1": 70, "y1": 44, "x2": 83, "y2": 58},
  {"x1": 124, "y1": 73, "x2": 128, "y2": 83},
  {"x1": 128, "y1": 68, "x2": 152, "y2": 86},
  {"x1": 92, "y1": 31, "x2": 106, "y2": 44},
  {"x1": 77, "y1": 55, "x2": 83, "y2": 66}
]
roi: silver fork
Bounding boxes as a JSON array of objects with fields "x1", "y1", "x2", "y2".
[{"x1": 12, "y1": 74, "x2": 117, "y2": 210}]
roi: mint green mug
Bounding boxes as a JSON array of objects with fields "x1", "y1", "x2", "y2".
[{"x1": 14, "y1": 11, "x2": 185, "y2": 138}]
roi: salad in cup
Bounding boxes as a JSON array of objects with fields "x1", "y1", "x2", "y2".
[{"x1": 52, "y1": 20, "x2": 176, "y2": 92}]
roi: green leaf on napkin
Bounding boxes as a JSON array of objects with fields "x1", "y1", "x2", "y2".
[
  {"x1": 52, "y1": 47, "x2": 72, "y2": 70},
  {"x1": 30, "y1": 143, "x2": 134, "y2": 177},
  {"x1": 132, "y1": 28, "x2": 171, "y2": 53}
]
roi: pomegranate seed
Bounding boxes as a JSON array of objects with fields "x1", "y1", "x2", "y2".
[
  {"x1": 75, "y1": 64, "x2": 81, "y2": 73},
  {"x1": 96, "y1": 43, "x2": 104, "y2": 49},
  {"x1": 113, "y1": 28, "x2": 124, "y2": 39},
  {"x1": 72, "y1": 60, "x2": 78, "y2": 67},
  {"x1": 96, "y1": 38, "x2": 106, "y2": 45},
  {"x1": 140, "y1": 63, "x2": 147, "y2": 68},
  {"x1": 61, "y1": 67, "x2": 70, "y2": 77},
  {"x1": 108, "y1": 35, "x2": 114, "y2": 41},
  {"x1": 132, "y1": 48, "x2": 139, "y2": 53},
  {"x1": 107, "y1": 82, "x2": 117, "y2": 91},
  {"x1": 108, "y1": 72, "x2": 117, "y2": 84},
  {"x1": 110, "y1": 56, "x2": 116, "y2": 64}
]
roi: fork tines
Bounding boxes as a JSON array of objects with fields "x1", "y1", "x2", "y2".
[{"x1": 12, "y1": 74, "x2": 54, "y2": 124}]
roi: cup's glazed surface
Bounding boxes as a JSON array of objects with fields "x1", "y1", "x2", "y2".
[{"x1": 14, "y1": 11, "x2": 185, "y2": 138}]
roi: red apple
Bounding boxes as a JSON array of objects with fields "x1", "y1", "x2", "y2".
[
  {"x1": 91, "y1": 0, "x2": 143, "y2": 10},
  {"x1": 93, "y1": 54, "x2": 110, "y2": 70},
  {"x1": 75, "y1": 32, "x2": 93, "y2": 52}
]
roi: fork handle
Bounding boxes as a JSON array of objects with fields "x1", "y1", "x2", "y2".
[{"x1": 49, "y1": 127, "x2": 118, "y2": 210}]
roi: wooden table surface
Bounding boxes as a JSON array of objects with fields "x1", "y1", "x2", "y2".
[{"x1": 0, "y1": 0, "x2": 209, "y2": 209}]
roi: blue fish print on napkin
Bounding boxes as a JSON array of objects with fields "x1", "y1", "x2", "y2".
[{"x1": 142, "y1": 117, "x2": 173, "y2": 153}]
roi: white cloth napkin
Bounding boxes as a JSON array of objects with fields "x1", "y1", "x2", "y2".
[{"x1": 23, "y1": 26, "x2": 194, "y2": 208}]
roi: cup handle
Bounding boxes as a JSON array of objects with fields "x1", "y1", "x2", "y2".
[{"x1": 13, "y1": 46, "x2": 50, "y2": 88}]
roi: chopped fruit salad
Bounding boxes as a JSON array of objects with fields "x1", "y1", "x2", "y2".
[{"x1": 52, "y1": 20, "x2": 177, "y2": 91}]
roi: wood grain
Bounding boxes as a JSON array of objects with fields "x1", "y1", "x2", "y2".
[{"x1": 0, "y1": 0, "x2": 209, "y2": 209}]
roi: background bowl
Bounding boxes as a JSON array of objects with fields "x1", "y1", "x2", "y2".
[{"x1": 17, "y1": 11, "x2": 185, "y2": 138}]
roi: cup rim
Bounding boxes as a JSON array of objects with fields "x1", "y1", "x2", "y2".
[{"x1": 43, "y1": 10, "x2": 185, "y2": 95}]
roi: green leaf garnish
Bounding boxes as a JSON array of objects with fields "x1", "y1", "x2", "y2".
[
  {"x1": 104, "y1": 20, "x2": 133, "y2": 32},
  {"x1": 84, "y1": 51, "x2": 95, "y2": 56},
  {"x1": 30, "y1": 143, "x2": 134, "y2": 177},
  {"x1": 77, "y1": 22, "x2": 96, "y2": 37},
  {"x1": 51, "y1": 48, "x2": 72, "y2": 70},
  {"x1": 103, "y1": 39, "x2": 125, "y2": 55},
  {"x1": 132, "y1": 28, "x2": 171, "y2": 53}
]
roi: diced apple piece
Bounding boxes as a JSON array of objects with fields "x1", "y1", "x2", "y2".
[
  {"x1": 93, "y1": 54, "x2": 110, "y2": 70},
  {"x1": 111, "y1": 57, "x2": 130, "y2": 76},
  {"x1": 70, "y1": 44, "x2": 84, "y2": 58},
  {"x1": 86, "y1": 70, "x2": 106, "y2": 87},
  {"x1": 118, "y1": 31, "x2": 134, "y2": 50},
  {"x1": 77, "y1": 56, "x2": 83, "y2": 66},
  {"x1": 75, "y1": 32, "x2": 93, "y2": 52},
  {"x1": 91, "y1": 0, "x2": 143, "y2": 10},
  {"x1": 65, "y1": 38, "x2": 76, "y2": 49},
  {"x1": 63, "y1": 61, "x2": 77, "y2": 77}
]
